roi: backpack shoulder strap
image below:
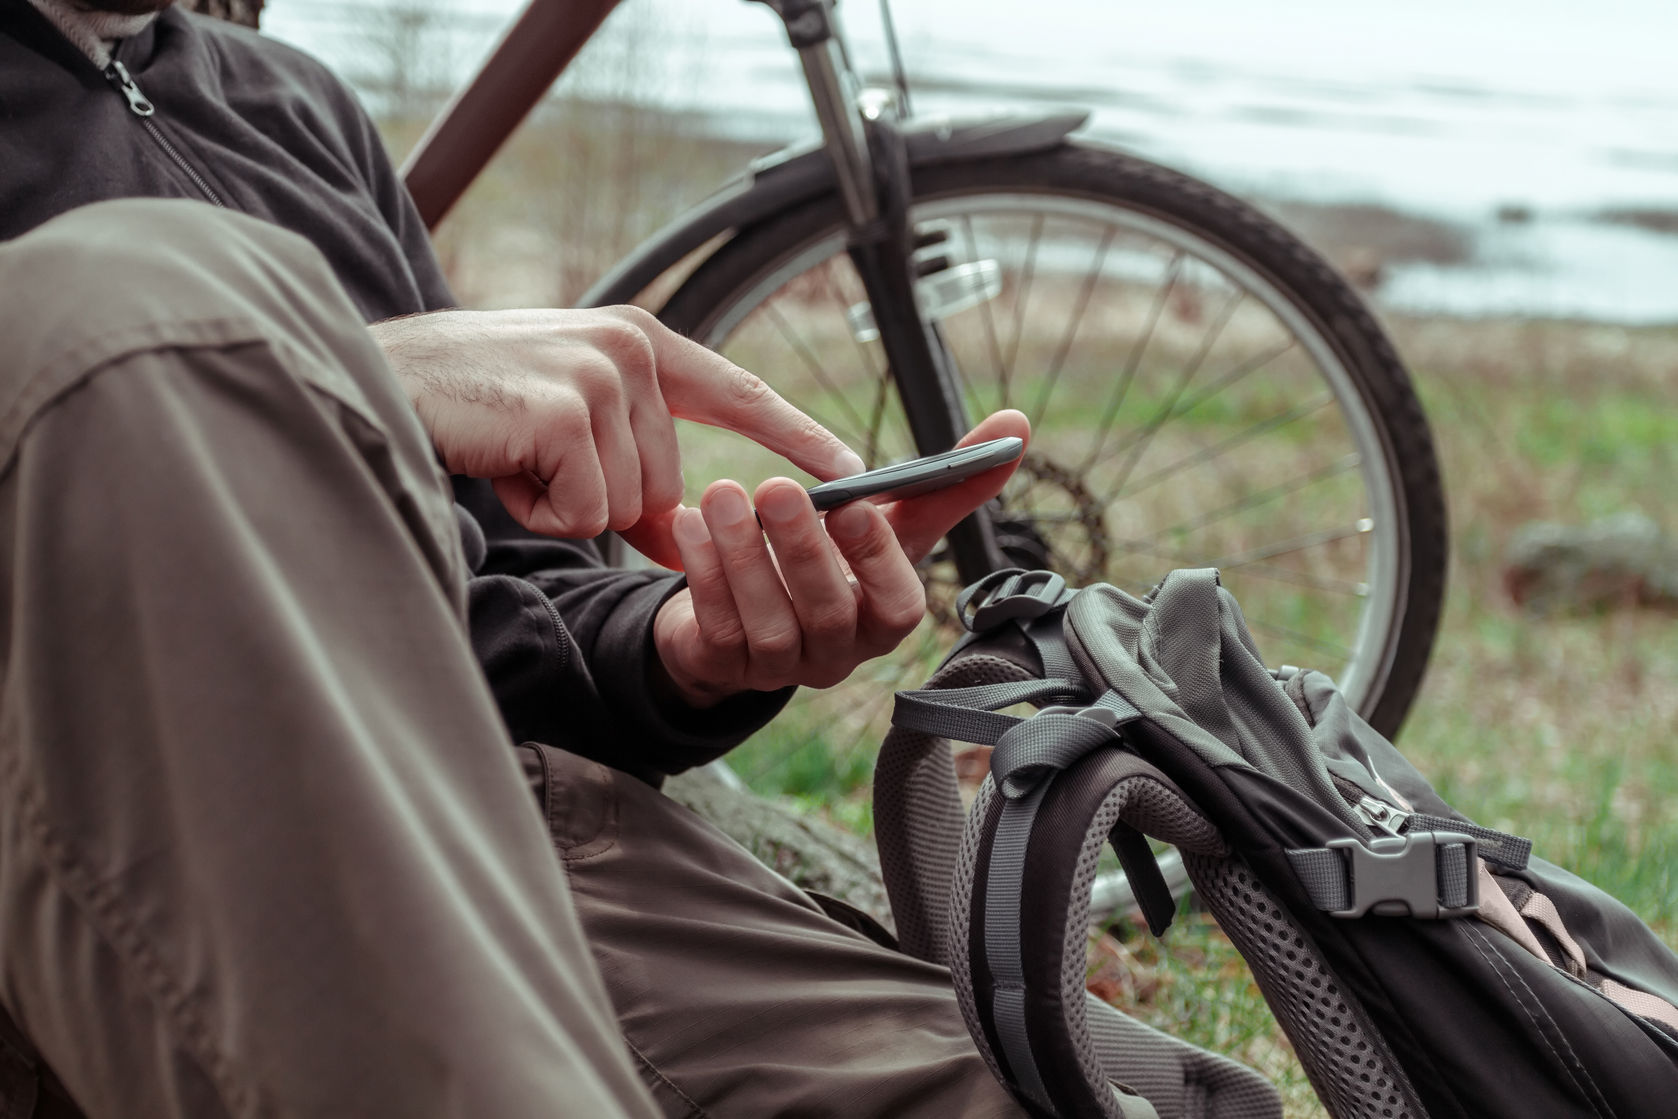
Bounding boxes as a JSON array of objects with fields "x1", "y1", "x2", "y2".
[
  {"x1": 876, "y1": 573, "x2": 1283, "y2": 1118},
  {"x1": 874, "y1": 568, "x2": 1087, "y2": 966}
]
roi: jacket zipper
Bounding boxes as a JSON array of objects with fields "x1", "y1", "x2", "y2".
[{"x1": 104, "y1": 60, "x2": 225, "y2": 208}]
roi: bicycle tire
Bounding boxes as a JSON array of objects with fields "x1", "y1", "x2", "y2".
[{"x1": 655, "y1": 142, "x2": 1447, "y2": 740}]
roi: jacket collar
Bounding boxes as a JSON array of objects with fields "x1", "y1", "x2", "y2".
[{"x1": 1, "y1": 0, "x2": 166, "y2": 73}]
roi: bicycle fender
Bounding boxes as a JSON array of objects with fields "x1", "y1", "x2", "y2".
[{"x1": 578, "y1": 109, "x2": 1090, "y2": 309}]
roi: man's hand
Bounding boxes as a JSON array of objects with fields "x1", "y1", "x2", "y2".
[
  {"x1": 370, "y1": 306, "x2": 865, "y2": 565},
  {"x1": 652, "y1": 411, "x2": 1030, "y2": 708}
]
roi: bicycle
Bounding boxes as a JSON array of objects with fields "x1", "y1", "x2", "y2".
[{"x1": 400, "y1": 0, "x2": 1449, "y2": 749}]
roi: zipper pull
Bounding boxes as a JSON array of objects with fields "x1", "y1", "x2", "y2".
[
  {"x1": 1353, "y1": 794, "x2": 1410, "y2": 837},
  {"x1": 106, "y1": 60, "x2": 155, "y2": 117}
]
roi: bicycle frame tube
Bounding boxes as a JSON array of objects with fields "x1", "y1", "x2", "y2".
[
  {"x1": 401, "y1": 0, "x2": 624, "y2": 229},
  {"x1": 756, "y1": 0, "x2": 1010, "y2": 579},
  {"x1": 785, "y1": 19, "x2": 878, "y2": 227}
]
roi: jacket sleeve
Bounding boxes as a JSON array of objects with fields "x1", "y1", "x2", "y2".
[
  {"x1": 338, "y1": 85, "x2": 456, "y2": 313},
  {"x1": 255, "y1": 23, "x2": 458, "y2": 317},
  {"x1": 316, "y1": 67, "x2": 783, "y2": 776},
  {"x1": 456, "y1": 482, "x2": 792, "y2": 783}
]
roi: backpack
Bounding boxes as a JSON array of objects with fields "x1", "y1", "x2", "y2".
[{"x1": 873, "y1": 567, "x2": 1678, "y2": 1119}]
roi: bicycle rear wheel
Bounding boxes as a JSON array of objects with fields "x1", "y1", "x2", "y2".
[{"x1": 656, "y1": 142, "x2": 1446, "y2": 747}]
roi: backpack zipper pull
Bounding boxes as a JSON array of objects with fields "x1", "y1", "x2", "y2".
[
  {"x1": 1353, "y1": 795, "x2": 1410, "y2": 837},
  {"x1": 106, "y1": 60, "x2": 156, "y2": 117}
]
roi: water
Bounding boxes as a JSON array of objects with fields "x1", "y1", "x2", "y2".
[{"x1": 264, "y1": 0, "x2": 1678, "y2": 323}]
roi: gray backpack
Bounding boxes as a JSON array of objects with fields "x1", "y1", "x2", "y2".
[{"x1": 874, "y1": 568, "x2": 1678, "y2": 1118}]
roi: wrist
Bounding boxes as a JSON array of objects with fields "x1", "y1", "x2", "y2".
[
  {"x1": 647, "y1": 652, "x2": 738, "y2": 712},
  {"x1": 368, "y1": 309, "x2": 468, "y2": 407}
]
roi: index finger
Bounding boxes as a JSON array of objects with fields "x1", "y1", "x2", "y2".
[{"x1": 648, "y1": 327, "x2": 865, "y2": 482}]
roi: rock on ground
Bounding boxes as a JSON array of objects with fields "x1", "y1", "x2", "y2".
[{"x1": 1504, "y1": 512, "x2": 1678, "y2": 614}]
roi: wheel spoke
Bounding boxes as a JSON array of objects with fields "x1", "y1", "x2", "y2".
[
  {"x1": 864, "y1": 372, "x2": 895, "y2": 467},
  {"x1": 1003, "y1": 510, "x2": 1086, "y2": 526},
  {"x1": 1087, "y1": 337, "x2": 1296, "y2": 475},
  {"x1": 1100, "y1": 288, "x2": 1243, "y2": 488},
  {"x1": 1080, "y1": 251, "x2": 1184, "y2": 470},
  {"x1": 818, "y1": 262, "x2": 895, "y2": 463},
  {"x1": 1119, "y1": 454, "x2": 1362, "y2": 549},
  {"x1": 1172, "y1": 339, "x2": 1297, "y2": 419},
  {"x1": 962, "y1": 214, "x2": 1009, "y2": 408},
  {"x1": 1002, "y1": 214, "x2": 1044, "y2": 380},
  {"x1": 1027, "y1": 227, "x2": 1115, "y2": 431},
  {"x1": 1223, "y1": 562, "x2": 1369, "y2": 597},
  {"x1": 1117, "y1": 393, "x2": 1335, "y2": 498},
  {"x1": 1105, "y1": 534, "x2": 1370, "y2": 597},
  {"x1": 1202, "y1": 519, "x2": 1373, "y2": 571},
  {"x1": 761, "y1": 300, "x2": 874, "y2": 447},
  {"x1": 1244, "y1": 618, "x2": 1354, "y2": 663}
]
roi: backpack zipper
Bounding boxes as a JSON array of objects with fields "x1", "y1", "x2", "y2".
[
  {"x1": 104, "y1": 60, "x2": 226, "y2": 208},
  {"x1": 1352, "y1": 794, "x2": 1410, "y2": 837}
]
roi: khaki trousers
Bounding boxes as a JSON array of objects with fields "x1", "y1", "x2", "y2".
[
  {"x1": 0, "y1": 200, "x2": 1023, "y2": 1119},
  {"x1": 520, "y1": 742, "x2": 1025, "y2": 1119}
]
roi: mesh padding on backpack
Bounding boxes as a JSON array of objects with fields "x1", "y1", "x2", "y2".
[
  {"x1": 1055, "y1": 781, "x2": 1230, "y2": 1110},
  {"x1": 1085, "y1": 999, "x2": 1286, "y2": 1119},
  {"x1": 1185, "y1": 853, "x2": 1423, "y2": 1119},
  {"x1": 876, "y1": 652, "x2": 1043, "y2": 965},
  {"x1": 1050, "y1": 780, "x2": 1267, "y2": 1117},
  {"x1": 953, "y1": 755, "x2": 1277, "y2": 1117},
  {"x1": 951, "y1": 777, "x2": 1009, "y2": 1090},
  {"x1": 1061, "y1": 781, "x2": 1189, "y2": 1116}
]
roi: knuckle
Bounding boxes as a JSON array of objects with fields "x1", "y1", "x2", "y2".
[
  {"x1": 804, "y1": 600, "x2": 858, "y2": 642},
  {"x1": 725, "y1": 364, "x2": 775, "y2": 409},
  {"x1": 608, "y1": 303, "x2": 661, "y2": 333},
  {"x1": 772, "y1": 532, "x2": 830, "y2": 571},
  {"x1": 605, "y1": 499, "x2": 643, "y2": 533},
  {"x1": 550, "y1": 402, "x2": 595, "y2": 446},
  {"x1": 748, "y1": 623, "x2": 801, "y2": 663},
  {"x1": 572, "y1": 356, "x2": 626, "y2": 406},
  {"x1": 594, "y1": 317, "x2": 656, "y2": 375},
  {"x1": 801, "y1": 413, "x2": 834, "y2": 449},
  {"x1": 703, "y1": 616, "x2": 749, "y2": 656},
  {"x1": 802, "y1": 617, "x2": 859, "y2": 650},
  {"x1": 845, "y1": 524, "x2": 899, "y2": 565},
  {"x1": 560, "y1": 498, "x2": 609, "y2": 539},
  {"x1": 643, "y1": 470, "x2": 685, "y2": 511},
  {"x1": 877, "y1": 586, "x2": 928, "y2": 634}
]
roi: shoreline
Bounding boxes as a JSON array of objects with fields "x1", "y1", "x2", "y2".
[{"x1": 386, "y1": 97, "x2": 1678, "y2": 327}]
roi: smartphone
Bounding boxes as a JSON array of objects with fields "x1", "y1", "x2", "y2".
[{"x1": 803, "y1": 436, "x2": 1024, "y2": 512}]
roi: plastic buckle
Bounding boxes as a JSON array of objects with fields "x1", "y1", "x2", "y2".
[
  {"x1": 1034, "y1": 703, "x2": 1123, "y2": 730},
  {"x1": 1326, "y1": 831, "x2": 1479, "y2": 919},
  {"x1": 958, "y1": 569, "x2": 1070, "y2": 633}
]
